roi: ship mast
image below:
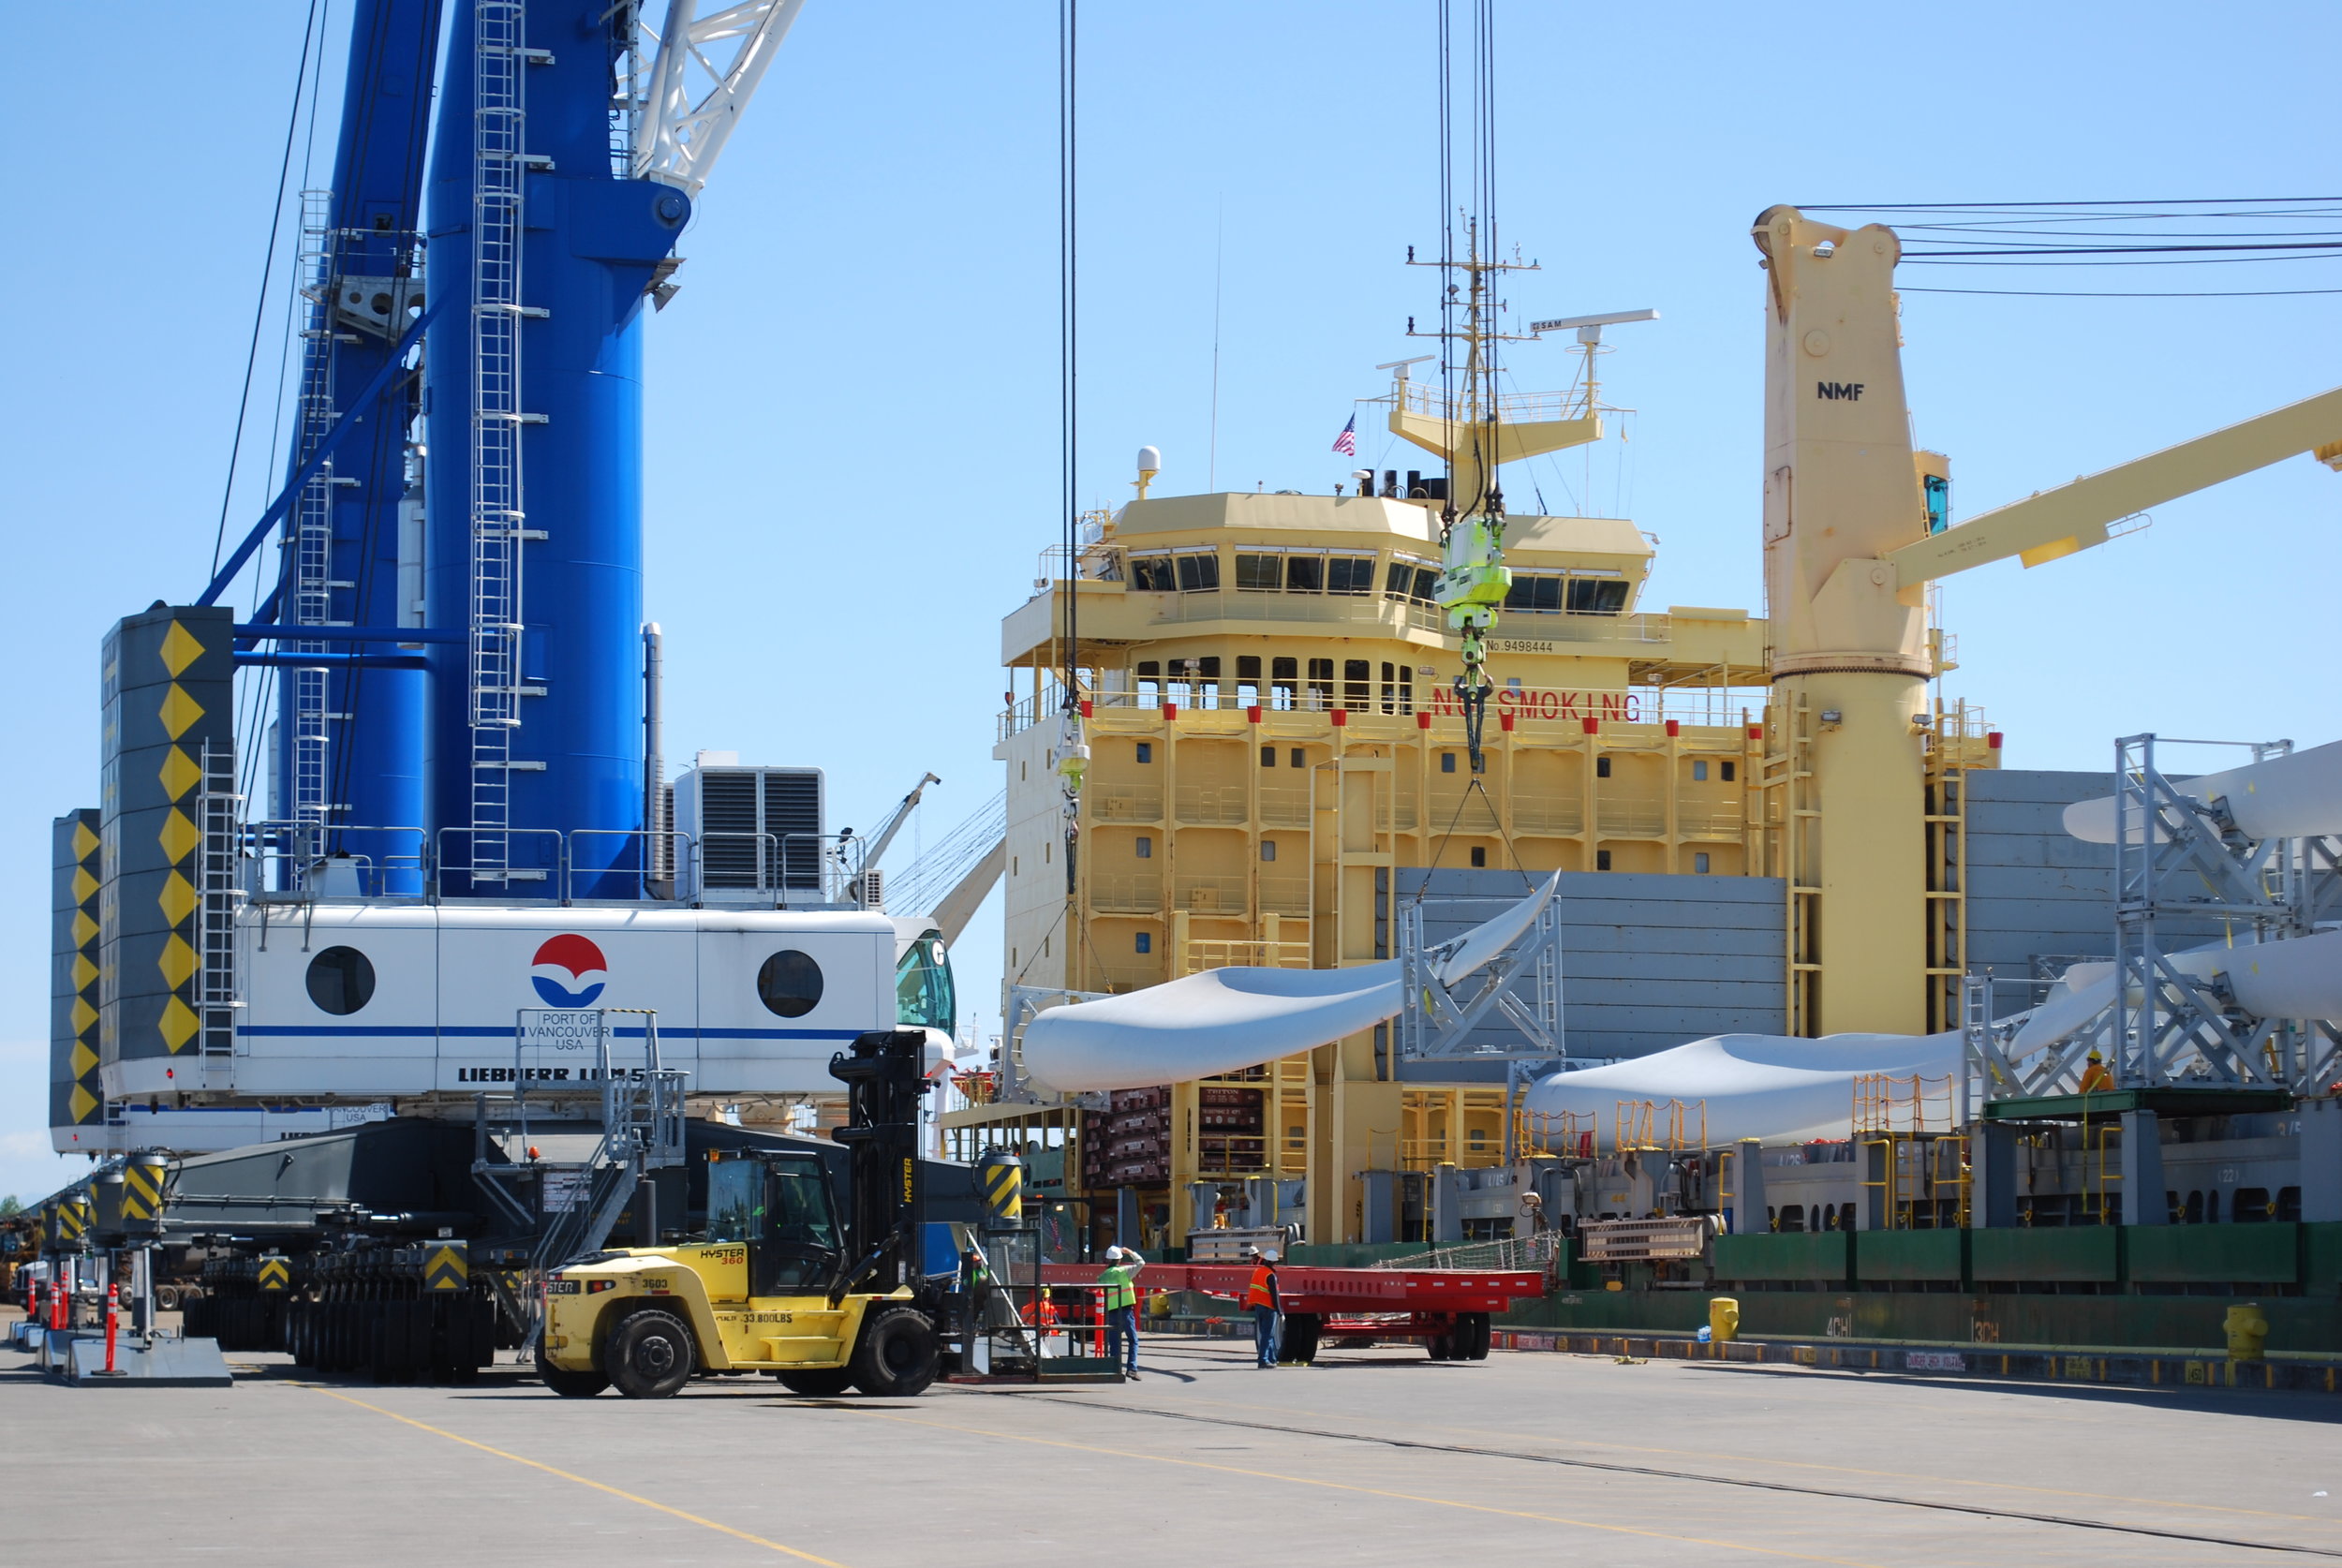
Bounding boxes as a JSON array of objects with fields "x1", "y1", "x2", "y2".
[{"x1": 1387, "y1": 223, "x2": 1599, "y2": 773}]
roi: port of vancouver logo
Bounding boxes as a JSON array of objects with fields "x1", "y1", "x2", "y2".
[{"x1": 530, "y1": 934, "x2": 609, "y2": 1008}]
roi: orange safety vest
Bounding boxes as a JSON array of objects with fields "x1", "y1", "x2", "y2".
[{"x1": 1246, "y1": 1265, "x2": 1277, "y2": 1309}]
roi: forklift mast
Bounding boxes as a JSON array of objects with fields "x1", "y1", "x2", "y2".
[{"x1": 826, "y1": 1029, "x2": 934, "y2": 1295}]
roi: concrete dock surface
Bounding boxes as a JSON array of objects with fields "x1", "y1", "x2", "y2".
[{"x1": 6, "y1": 1324, "x2": 2338, "y2": 1566}]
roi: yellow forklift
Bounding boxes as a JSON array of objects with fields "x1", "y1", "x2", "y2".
[{"x1": 538, "y1": 1029, "x2": 945, "y2": 1398}]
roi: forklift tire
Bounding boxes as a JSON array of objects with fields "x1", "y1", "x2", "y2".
[
  {"x1": 772, "y1": 1367, "x2": 855, "y2": 1397},
  {"x1": 605, "y1": 1309, "x2": 696, "y2": 1398},
  {"x1": 536, "y1": 1346, "x2": 610, "y2": 1398},
  {"x1": 849, "y1": 1306, "x2": 940, "y2": 1398}
]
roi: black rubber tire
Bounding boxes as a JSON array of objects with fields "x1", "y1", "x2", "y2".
[
  {"x1": 1428, "y1": 1332, "x2": 1456, "y2": 1361},
  {"x1": 773, "y1": 1367, "x2": 855, "y2": 1397},
  {"x1": 849, "y1": 1306, "x2": 940, "y2": 1398},
  {"x1": 1452, "y1": 1310, "x2": 1490, "y2": 1367},
  {"x1": 1277, "y1": 1313, "x2": 1322, "y2": 1365},
  {"x1": 536, "y1": 1345, "x2": 610, "y2": 1398},
  {"x1": 605, "y1": 1309, "x2": 696, "y2": 1398}
]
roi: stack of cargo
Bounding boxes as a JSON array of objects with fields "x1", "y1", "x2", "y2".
[
  {"x1": 1198, "y1": 1086, "x2": 1266, "y2": 1174},
  {"x1": 1084, "y1": 1086, "x2": 1171, "y2": 1188}
]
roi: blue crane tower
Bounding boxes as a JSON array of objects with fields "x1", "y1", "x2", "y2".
[
  {"x1": 56, "y1": 2, "x2": 812, "y2": 1151},
  {"x1": 203, "y1": 1, "x2": 799, "y2": 898}
]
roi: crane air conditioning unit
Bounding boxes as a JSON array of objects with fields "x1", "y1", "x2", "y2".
[{"x1": 673, "y1": 763, "x2": 825, "y2": 903}]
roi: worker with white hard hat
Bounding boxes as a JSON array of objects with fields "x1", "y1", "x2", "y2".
[{"x1": 1099, "y1": 1245, "x2": 1147, "y2": 1379}]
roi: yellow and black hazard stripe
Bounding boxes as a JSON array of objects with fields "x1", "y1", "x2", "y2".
[
  {"x1": 980, "y1": 1159, "x2": 1024, "y2": 1224},
  {"x1": 423, "y1": 1242, "x2": 469, "y2": 1293},
  {"x1": 121, "y1": 1158, "x2": 167, "y2": 1224},
  {"x1": 256, "y1": 1255, "x2": 291, "y2": 1293}
]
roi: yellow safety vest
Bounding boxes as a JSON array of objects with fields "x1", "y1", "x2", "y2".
[{"x1": 1100, "y1": 1263, "x2": 1141, "y2": 1310}]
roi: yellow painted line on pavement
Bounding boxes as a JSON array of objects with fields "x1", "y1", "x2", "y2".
[
  {"x1": 301, "y1": 1385, "x2": 849, "y2": 1566},
  {"x1": 858, "y1": 1408, "x2": 1885, "y2": 1568}
]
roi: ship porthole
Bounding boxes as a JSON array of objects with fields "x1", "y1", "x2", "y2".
[
  {"x1": 305, "y1": 946, "x2": 377, "y2": 1015},
  {"x1": 757, "y1": 950, "x2": 823, "y2": 1018}
]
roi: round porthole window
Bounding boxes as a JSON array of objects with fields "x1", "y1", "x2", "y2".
[
  {"x1": 305, "y1": 946, "x2": 377, "y2": 1015},
  {"x1": 757, "y1": 950, "x2": 823, "y2": 1018}
]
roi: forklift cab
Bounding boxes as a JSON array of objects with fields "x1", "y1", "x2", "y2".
[{"x1": 704, "y1": 1150, "x2": 842, "y2": 1296}]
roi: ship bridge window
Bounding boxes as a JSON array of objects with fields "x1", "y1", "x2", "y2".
[
  {"x1": 895, "y1": 932, "x2": 956, "y2": 1031},
  {"x1": 1567, "y1": 577, "x2": 1631, "y2": 614},
  {"x1": 1236, "y1": 554, "x2": 1282, "y2": 592},
  {"x1": 305, "y1": 946, "x2": 376, "y2": 1015},
  {"x1": 1176, "y1": 553, "x2": 1221, "y2": 591},
  {"x1": 757, "y1": 949, "x2": 824, "y2": 1018},
  {"x1": 1284, "y1": 555, "x2": 1323, "y2": 593},
  {"x1": 1327, "y1": 555, "x2": 1377, "y2": 595},
  {"x1": 1388, "y1": 557, "x2": 1439, "y2": 602},
  {"x1": 1132, "y1": 554, "x2": 1177, "y2": 592},
  {"x1": 1505, "y1": 574, "x2": 1564, "y2": 613}
]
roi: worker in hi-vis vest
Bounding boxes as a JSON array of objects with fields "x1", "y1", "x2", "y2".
[
  {"x1": 1098, "y1": 1245, "x2": 1146, "y2": 1379},
  {"x1": 1246, "y1": 1248, "x2": 1282, "y2": 1368}
]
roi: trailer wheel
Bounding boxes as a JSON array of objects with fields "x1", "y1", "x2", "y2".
[
  {"x1": 1460, "y1": 1312, "x2": 1491, "y2": 1360},
  {"x1": 536, "y1": 1344, "x2": 609, "y2": 1398},
  {"x1": 1277, "y1": 1313, "x2": 1322, "y2": 1365},
  {"x1": 605, "y1": 1309, "x2": 696, "y2": 1398},
  {"x1": 1428, "y1": 1332, "x2": 1456, "y2": 1361},
  {"x1": 772, "y1": 1367, "x2": 854, "y2": 1397},
  {"x1": 850, "y1": 1306, "x2": 939, "y2": 1398},
  {"x1": 156, "y1": 1285, "x2": 181, "y2": 1311}
]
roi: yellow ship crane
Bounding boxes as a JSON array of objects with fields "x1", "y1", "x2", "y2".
[{"x1": 1754, "y1": 203, "x2": 2342, "y2": 1033}]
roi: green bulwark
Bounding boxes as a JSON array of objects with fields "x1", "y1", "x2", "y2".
[
  {"x1": 2128, "y1": 1224, "x2": 2298, "y2": 1284},
  {"x1": 1971, "y1": 1226, "x2": 2121, "y2": 1283},
  {"x1": 1854, "y1": 1229, "x2": 1965, "y2": 1281},
  {"x1": 1712, "y1": 1231, "x2": 1851, "y2": 1283}
]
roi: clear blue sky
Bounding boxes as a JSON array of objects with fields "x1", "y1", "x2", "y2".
[{"x1": 2, "y1": 1, "x2": 2335, "y2": 1202}]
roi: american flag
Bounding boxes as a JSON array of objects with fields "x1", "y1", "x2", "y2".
[{"x1": 1331, "y1": 415, "x2": 1357, "y2": 456}]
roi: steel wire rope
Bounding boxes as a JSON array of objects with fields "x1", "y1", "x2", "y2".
[
  {"x1": 1904, "y1": 285, "x2": 2342, "y2": 299},
  {"x1": 1797, "y1": 195, "x2": 2342, "y2": 210},
  {"x1": 319, "y1": 2, "x2": 442, "y2": 867},
  {"x1": 212, "y1": 0, "x2": 326, "y2": 582},
  {"x1": 1057, "y1": 0, "x2": 1078, "y2": 718},
  {"x1": 236, "y1": 1, "x2": 335, "y2": 810}
]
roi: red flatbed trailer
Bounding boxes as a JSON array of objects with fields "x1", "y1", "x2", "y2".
[{"x1": 1037, "y1": 1262, "x2": 1546, "y2": 1362}]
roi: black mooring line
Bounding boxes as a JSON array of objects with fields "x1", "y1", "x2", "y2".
[{"x1": 979, "y1": 1390, "x2": 2340, "y2": 1559}]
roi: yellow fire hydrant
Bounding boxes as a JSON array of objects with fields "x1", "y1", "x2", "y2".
[
  {"x1": 2225, "y1": 1302, "x2": 2268, "y2": 1361},
  {"x1": 1709, "y1": 1296, "x2": 1741, "y2": 1345}
]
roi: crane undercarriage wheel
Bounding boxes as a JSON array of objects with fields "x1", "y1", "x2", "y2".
[
  {"x1": 849, "y1": 1306, "x2": 940, "y2": 1398},
  {"x1": 770, "y1": 1367, "x2": 855, "y2": 1397},
  {"x1": 605, "y1": 1309, "x2": 697, "y2": 1398},
  {"x1": 536, "y1": 1344, "x2": 610, "y2": 1398}
]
